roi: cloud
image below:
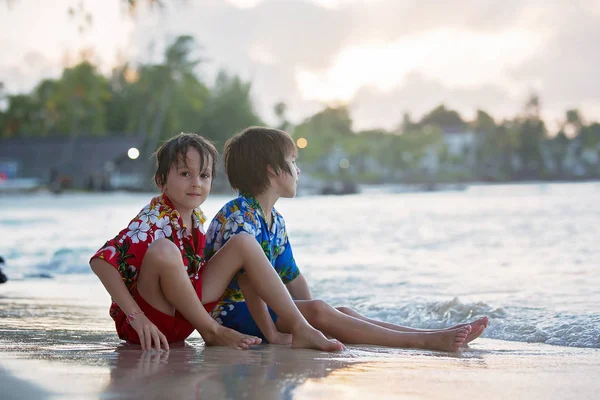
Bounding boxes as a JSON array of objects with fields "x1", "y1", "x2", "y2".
[
  {"x1": 0, "y1": 52, "x2": 60, "y2": 94},
  {"x1": 135, "y1": 0, "x2": 354, "y2": 70},
  {"x1": 349, "y1": 72, "x2": 516, "y2": 130},
  {"x1": 510, "y1": 5, "x2": 600, "y2": 103},
  {"x1": 128, "y1": 0, "x2": 599, "y2": 129},
  {"x1": 2, "y1": 0, "x2": 599, "y2": 130},
  {"x1": 132, "y1": 0, "x2": 357, "y2": 122}
]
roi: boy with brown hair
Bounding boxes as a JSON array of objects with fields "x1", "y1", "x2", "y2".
[{"x1": 204, "y1": 127, "x2": 488, "y2": 351}]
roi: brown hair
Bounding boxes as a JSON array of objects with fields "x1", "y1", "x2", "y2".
[
  {"x1": 224, "y1": 126, "x2": 297, "y2": 195},
  {"x1": 153, "y1": 133, "x2": 218, "y2": 187}
]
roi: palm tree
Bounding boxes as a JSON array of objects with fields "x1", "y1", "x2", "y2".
[{"x1": 142, "y1": 35, "x2": 204, "y2": 171}]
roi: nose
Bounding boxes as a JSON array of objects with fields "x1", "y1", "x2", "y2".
[{"x1": 192, "y1": 175, "x2": 202, "y2": 187}]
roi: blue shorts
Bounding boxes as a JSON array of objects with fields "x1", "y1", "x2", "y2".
[{"x1": 218, "y1": 301, "x2": 278, "y2": 342}]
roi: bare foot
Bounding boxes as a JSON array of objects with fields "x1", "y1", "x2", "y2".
[
  {"x1": 464, "y1": 325, "x2": 485, "y2": 345},
  {"x1": 291, "y1": 326, "x2": 345, "y2": 352},
  {"x1": 268, "y1": 332, "x2": 293, "y2": 345},
  {"x1": 425, "y1": 325, "x2": 471, "y2": 352},
  {"x1": 203, "y1": 325, "x2": 262, "y2": 350},
  {"x1": 448, "y1": 316, "x2": 488, "y2": 344}
]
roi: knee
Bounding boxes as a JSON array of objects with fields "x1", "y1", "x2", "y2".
[
  {"x1": 226, "y1": 233, "x2": 256, "y2": 250},
  {"x1": 145, "y1": 239, "x2": 181, "y2": 267},
  {"x1": 336, "y1": 306, "x2": 354, "y2": 315},
  {"x1": 306, "y1": 299, "x2": 332, "y2": 325}
]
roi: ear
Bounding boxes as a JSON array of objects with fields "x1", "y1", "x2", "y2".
[
  {"x1": 155, "y1": 176, "x2": 165, "y2": 192},
  {"x1": 266, "y1": 165, "x2": 279, "y2": 177}
]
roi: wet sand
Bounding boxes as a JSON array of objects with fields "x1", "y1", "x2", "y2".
[{"x1": 1, "y1": 277, "x2": 599, "y2": 399}]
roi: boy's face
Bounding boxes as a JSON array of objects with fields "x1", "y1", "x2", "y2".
[
  {"x1": 160, "y1": 147, "x2": 212, "y2": 215},
  {"x1": 274, "y1": 152, "x2": 300, "y2": 198}
]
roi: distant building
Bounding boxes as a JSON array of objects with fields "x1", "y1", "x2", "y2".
[
  {"x1": 0, "y1": 135, "x2": 147, "y2": 191},
  {"x1": 420, "y1": 127, "x2": 477, "y2": 175},
  {"x1": 441, "y1": 127, "x2": 476, "y2": 167}
]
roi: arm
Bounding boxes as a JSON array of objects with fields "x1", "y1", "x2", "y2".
[
  {"x1": 238, "y1": 273, "x2": 292, "y2": 345},
  {"x1": 91, "y1": 258, "x2": 141, "y2": 315},
  {"x1": 285, "y1": 273, "x2": 312, "y2": 300},
  {"x1": 90, "y1": 258, "x2": 169, "y2": 351}
]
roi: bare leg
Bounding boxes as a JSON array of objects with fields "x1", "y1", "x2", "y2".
[
  {"x1": 336, "y1": 307, "x2": 488, "y2": 344},
  {"x1": 275, "y1": 300, "x2": 470, "y2": 352},
  {"x1": 201, "y1": 234, "x2": 343, "y2": 352},
  {"x1": 137, "y1": 239, "x2": 261, "y2": 349},
  {"x1": 238, "y1": 274, "x2": 292, "y2": 344}
]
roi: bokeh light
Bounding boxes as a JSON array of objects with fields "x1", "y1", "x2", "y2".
[
  {"x1": 296, "y1": 137, "x2": 308, "y2": 149},
  {"x1": 127, "y1": 147, "x2": 140, "y2": 160}
]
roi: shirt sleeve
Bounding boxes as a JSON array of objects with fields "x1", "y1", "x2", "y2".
[
  {"x1": 219, "y1": 204, "x2": 261, "y2": 244},
  {"x1": 90, "y1": 209, "x2": 158, "y2": 291},
  {"x1": 204, "y1": 203, "x2": 257, "y2": 256},
  {"x1": 204, "y1": 209, "x2": 229, "y2": 261},
  {"x1": 274, "y1": 216, "x2": 300, "y2": 284}
]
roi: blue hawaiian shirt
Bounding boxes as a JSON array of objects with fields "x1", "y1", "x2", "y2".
[{"x1": 204, "y1": 193, "x2": 300, "y2": 324}]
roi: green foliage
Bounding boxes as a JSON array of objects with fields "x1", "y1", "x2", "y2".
[
  {"x1": 196, "y1": 70, "x2": 264, "y2": 148},
  {"x1": 1, "y1": 62, "x2": 111, "y2": 137},
  {"x1": 293, "y1": 106, "x2": 353, "y2": 163},
  {"x1": 579, "y1": 123, "x2": 600, "y2": 149},
  {"x1": 56, "y1": 62, "x2": 112, "y2": 135},
  {"x1": 1, "y1": 94, "x2": 39, "y2": 137},
  {"x1": 0, "y1": 31, "x2": 598, "y2": 183},
  {"x1": 417, "y1": 105, "x2": 466, "y2": 130}
]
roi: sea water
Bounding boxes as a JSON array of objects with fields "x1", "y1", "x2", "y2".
[{"x1": 1, "y1": 182, "x2": 599, "y2": 348}]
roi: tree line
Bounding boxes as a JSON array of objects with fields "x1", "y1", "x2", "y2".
[{"x1": 1, "y1": 35, "x2": 599, "y2": 183}]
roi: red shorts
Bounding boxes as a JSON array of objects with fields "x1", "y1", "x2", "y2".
[{"x1": 115, "y1": 277, "x2": 218, "y2": 344}]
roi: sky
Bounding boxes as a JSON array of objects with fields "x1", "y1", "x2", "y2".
[{"x1": 1, "y1": 0, "x2": 600, "y2": 131}]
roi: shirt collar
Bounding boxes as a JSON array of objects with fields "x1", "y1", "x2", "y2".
[
  {"x1": 157, "y1": 193, "x2": 206, "y2": 231},
  {"x1": 238, "y1": 192, "x2": 277, "y2": 234}
]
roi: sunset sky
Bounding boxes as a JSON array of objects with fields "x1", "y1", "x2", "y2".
[{"x1": 1, "y1": 0, "x2": 599, "y2": 131}]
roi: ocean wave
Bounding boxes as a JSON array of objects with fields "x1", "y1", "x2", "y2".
[
  {"x1": 0, "y1": 217, "x2": 56, "y2": 226},
  {"x1": 364, "y1": 298, "x2": 600, "y2": 349},
  {"x1": 4, "y1": 248, "x2": 94, "y2": 278},
  {"x1": 3, "y1": 261, "x2": 599, "y2": 348}
]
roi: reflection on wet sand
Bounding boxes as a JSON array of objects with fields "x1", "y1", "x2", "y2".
[
  {"x1": 2, "y1": 282, "x2": 600, "y2": 400},
  {"x1": 105, "y1": 342, "x2": 353, "y2": 399}
]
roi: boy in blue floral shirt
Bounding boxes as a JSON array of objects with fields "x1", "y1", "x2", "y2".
[{"x1": 205, "y1": 127, "x2": 488, "y2": 351}]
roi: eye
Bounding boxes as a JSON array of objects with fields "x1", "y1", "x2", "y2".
[
  {"x1": 180, "y1": 171, "x2": 191, "y2": 177},
  {"x1": 200, "y1": 173, "x2": 211, "y2": 179}
]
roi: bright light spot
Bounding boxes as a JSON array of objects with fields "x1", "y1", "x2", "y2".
[
  {"x1": 297, "y1": 29, "x2": 542, "y2": 103},
  {"x1": 339, "y1": 159, "x2": 350, "y2": 169},
  {"x1": 127, "y1": 147, "x2": 140, "y2": 160},
  {"x1": 124, "y1": 68, "x2": 139, "y2": 83},
  {"x1": 296, "y1": 137, "x2": 308, "y2": 149}
]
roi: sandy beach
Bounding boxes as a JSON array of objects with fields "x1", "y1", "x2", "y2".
[{"x1": 1, "y1": 277, "x2": 599, "y2": 400}]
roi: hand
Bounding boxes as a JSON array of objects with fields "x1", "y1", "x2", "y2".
[
  {"x1": 134, "y1": 347, "x2": 170, "y2": 378},
  {"x1": 129, "y1": 313, "x2": 170, "y2": 351},
  {"x1": 267, "y1": 332, "x2": 293, "y2": 345}
]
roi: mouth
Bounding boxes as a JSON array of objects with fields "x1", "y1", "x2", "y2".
[{"x1": 187, "y1": 193, "x2": 203, "y2": 197}]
